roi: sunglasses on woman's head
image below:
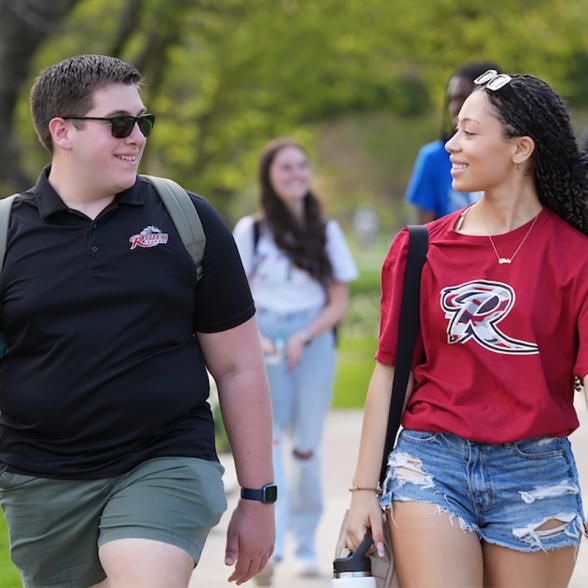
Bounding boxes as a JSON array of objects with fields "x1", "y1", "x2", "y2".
[
  {"x1": 473, "y1": 69, "x2": 523, "y2": 109},
  {"x1": 473, "y1": 70, "x2": 513, "y2": 92},
  {"x1": 62, "y1": 113, "x2": 156, "y2": 138}
]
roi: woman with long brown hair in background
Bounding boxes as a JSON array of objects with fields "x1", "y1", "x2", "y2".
[{"x1": 234, "y1": 138, "x2": 358, "y2": 585}]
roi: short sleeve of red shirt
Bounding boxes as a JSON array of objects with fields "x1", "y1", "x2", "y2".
[
  {"x1": 375, "y1": 227, "x2": 410, "y2": 365},
  {"x1": 575, "y1": 293, "x2": 588, "y2": 380}
]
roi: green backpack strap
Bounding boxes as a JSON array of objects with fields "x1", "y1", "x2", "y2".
[
  {"x1": 141, "y1": 175, "x2": 206, "y2": 282},
  {"x1": 0, "y1": 194, "x2": 18, "y2": 273},
  {"x1": 0, "y1": 194, "x2": 18, "y2": 357}
]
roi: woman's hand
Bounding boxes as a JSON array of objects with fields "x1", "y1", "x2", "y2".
[
  {"x1": 346, "y1": 364, "x2": 397, "y2": 558},
  {"x1": 285, "y1": 331, "x2": 306, "y2": 371},
  {"x1": 260, "y1": 335, "x2": 276, "y2": 356},
  {"x1": 346, "y1": 490, "x2": 386, "y2": 557}
]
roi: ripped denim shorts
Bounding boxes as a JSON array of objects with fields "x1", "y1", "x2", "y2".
[{"x1": 380, "y1": 429, "x2": 586, "y2": 552}]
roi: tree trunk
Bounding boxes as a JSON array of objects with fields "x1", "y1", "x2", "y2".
[
  {"x1": 107, "y1": 0, "x2": 146, "y2": 58},
  {"x1": 0, "y1": 0, "x2": 81, "y2": 193}
]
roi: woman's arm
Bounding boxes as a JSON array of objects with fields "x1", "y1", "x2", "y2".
[
  {"x1": 284, "y1": 281, "x2": 349, "y2": 371},
  {"x1": 346, "y1": 362, "x2": 414, "y2": 556}
]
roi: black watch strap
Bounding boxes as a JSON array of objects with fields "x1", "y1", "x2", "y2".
[{"x1": 240, "y1": 483, "x2": 278, "y2": 504}]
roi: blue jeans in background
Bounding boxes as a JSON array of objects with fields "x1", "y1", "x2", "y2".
[{"x1": 257, "y1": 307, "x2": 336, "y2": 563}]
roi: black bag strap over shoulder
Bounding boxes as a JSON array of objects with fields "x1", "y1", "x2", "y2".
[
  {"x1": 379, "y1": 225, "x2": 428, "y2": 484},
  {"x1": 252, "y1": 218, "x2": 261, "y2": 254}
]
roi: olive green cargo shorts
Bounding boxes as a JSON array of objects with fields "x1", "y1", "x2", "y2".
[{"x1": 0, "y1": 456, "x2": 227, "y2": 588}]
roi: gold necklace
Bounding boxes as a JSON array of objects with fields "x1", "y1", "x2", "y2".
[{"x1": 481, "y1": 210, "x2": 539, "y2": 265}]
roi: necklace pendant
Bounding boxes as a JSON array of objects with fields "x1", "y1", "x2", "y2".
[{"x1": 498, "y1": 258, "x2": 512, "y2": 264}]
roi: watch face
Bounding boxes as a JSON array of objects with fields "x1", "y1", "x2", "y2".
[{"x1": 263, "y1": 484, "x2": 278, "y2": 503}]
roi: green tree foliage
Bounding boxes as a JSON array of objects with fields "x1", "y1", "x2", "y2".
[
  {"x1": 0, "y1": 0, "x2": 82, "y2": 190},
  {"x1": 5, "y1": 0, "x2": 588, "y2": 212}
]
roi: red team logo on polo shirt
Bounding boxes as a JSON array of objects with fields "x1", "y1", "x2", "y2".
[
  {"x1": 440, "y1": 280, "x2": 539, "y2": 355},
  {"x1": 129, "y1": 226, "x2": 169, "y2": 250}
]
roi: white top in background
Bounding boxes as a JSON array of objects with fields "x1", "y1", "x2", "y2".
[{"x1": 233, "y1": 215, "x2": 358, "y2": 314}]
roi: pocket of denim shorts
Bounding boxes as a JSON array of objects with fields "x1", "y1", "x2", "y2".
[
  {"x1": 511, "y1": 437, "x2": 564, "y2": 459},
  {"x1": 401, "y1": 429, "x2": 441, "y2": 444}
]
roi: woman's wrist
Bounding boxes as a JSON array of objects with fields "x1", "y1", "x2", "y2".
[
  {"x1": 349, "y1": 485, "x2": 382, "y2": 495},
  {"x1": 299, "y1": 329, "x2": 313, "y2": 346}
]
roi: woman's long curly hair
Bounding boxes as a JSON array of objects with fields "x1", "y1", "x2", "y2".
[
  {"x1": 481, "y1": 75, "x2": 588, "y2": 235},
  {"x1": 258, "y1": 138, "x2": 333, "y2": 285}
]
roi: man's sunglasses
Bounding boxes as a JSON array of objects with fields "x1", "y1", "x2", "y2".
[{"x1": 62, "y1": 114, "x2": 156, "y2": 139}]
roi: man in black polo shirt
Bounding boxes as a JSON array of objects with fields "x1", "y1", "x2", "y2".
[{"x1": 0, "y1": 54, "x2": 275, "y2": 588}]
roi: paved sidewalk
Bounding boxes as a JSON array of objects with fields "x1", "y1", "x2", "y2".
[{"x1": 191, "y1": 397, "x2": 588, "y2": 587}]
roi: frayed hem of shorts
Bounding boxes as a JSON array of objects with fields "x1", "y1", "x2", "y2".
[
  {"x1": 479, "y1": 534, "x2": 582, "y2": 554},
  {"x1": 384, "y1": 501, "x2": 584, "y2": 553},
  {"x1": 507, "y1": 513, "x2": 585, "y2": 553},
  {"x1": 384, "y1": 497, "x2": 478, "y2": 536}
]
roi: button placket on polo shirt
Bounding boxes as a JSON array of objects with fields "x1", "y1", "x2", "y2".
[{"x1": 88, "y1": 220, "x2": 103, "y2": 270}]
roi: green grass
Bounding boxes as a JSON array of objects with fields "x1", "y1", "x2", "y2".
[
  {"x1": 333, "y1": 331, "x2": 377, "y2": 408},
  {"x1": 331, "y1": 232, "x2": 387, "y2": 408},
  {"x1": 0, "y1": 516, "x2": 18, "y2": 587}
]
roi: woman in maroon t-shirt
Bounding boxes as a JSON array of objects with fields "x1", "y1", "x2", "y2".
[{"x1": 347, "y1": 71, "x2": 588, "y2": 587}]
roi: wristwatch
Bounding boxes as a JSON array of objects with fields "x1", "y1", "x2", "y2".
[{"x1": 240, "y1": 483, "x2": 278, "y2": 504}]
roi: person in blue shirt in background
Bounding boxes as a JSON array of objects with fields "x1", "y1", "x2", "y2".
[{"x1": 405, "y1": 62, "x2": 501, "y2": 223}]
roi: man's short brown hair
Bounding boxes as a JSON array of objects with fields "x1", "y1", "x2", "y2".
[{"x1": 30, "y1": 54, "x2": 143, "y2": 153}]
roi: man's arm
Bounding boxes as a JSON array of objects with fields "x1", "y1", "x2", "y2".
[{"x1": 198, "y1": 316, "x2": 274, "y2": 585}]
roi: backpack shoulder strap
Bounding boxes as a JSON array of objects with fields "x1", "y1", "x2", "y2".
[
  {"x1": 0, "y1": 194, "x2": 18, "y2": 273},
  {"x1": 252, "y1": 218, "x2": 261, "y2": 254},
  {"x1": 141, "y1": 175, "x2": 206, "y2": 282}
]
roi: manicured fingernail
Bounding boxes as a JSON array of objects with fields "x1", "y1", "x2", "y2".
[{"x1": 377, "y1": 542, "x2": 385, "y2": 557}]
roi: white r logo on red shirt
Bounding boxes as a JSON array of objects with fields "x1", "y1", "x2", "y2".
[{"x1": 440, "y1": 280, "x2": 539, "y2": 355}]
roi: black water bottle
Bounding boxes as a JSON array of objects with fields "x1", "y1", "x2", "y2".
[{"x1": 332, "y1": 533, "x2": 377, "y2": 587}]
